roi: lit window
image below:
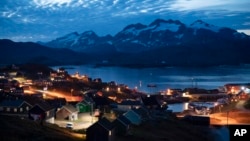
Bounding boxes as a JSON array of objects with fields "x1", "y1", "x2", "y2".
[
  {"x1": 6, "y1": 108, "x2": 10, "y2": 112},
  {"x1": 14, "y1": 108, "x2": 17, "y2": 112},
  {"x1": 20, "y1": 108, "x2": 23, "y2": 112},
  {"x1": 26, "y1": 106, "x2": 29, "y2": 111}
]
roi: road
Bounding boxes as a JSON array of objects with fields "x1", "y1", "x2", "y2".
[
  {"x1": 25, "y1": 88, "x2": 82, "y2": 102},
  {"x1": 210, "y1": 100, "x2": 250, "y2": 125},
  {"x1": 54, "y1": 113, "x2": 98, "y2": 130}
]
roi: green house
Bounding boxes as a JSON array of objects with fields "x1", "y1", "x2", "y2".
[{"x1": 76, "y1": 101, "x2": 92, "y2": 113}]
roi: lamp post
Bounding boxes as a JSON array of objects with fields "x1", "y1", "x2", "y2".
[
  {"x1": 227, "y1": 111, "x2": 229, "y2": 127},
  {"x1": 71, "y1": 89, "x2": 74, "y2": 100},
  {"x1": 88, "y1": 102, "x2": 93, "y2": 123}
]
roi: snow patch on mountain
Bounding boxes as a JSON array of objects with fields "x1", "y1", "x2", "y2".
[
  {"x1": 152, "y1": 22, "x2": 180, "y2": 32},
  {"x1": 190, "y1": 20, "x2": 221, "y2": 32}
]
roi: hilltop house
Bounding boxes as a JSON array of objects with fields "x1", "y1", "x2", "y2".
[{"x1": 56, "y1": 104, "x2": 78, "y2": 121}]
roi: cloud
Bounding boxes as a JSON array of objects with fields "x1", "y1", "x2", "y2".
[
  {"x1": 169, "y1": 0, "x2": 250, "y2": 11},
  {"x1": 0, "y1": 0, "x2": 249, "y2": 42}
]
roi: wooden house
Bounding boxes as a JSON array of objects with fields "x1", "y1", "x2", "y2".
[
  {"x1": 112, "y1": 115, "x2": 131, "y2": 136},
  {"x1": 56, "y1": 104, "x2": 78, "y2": 121},
  {"x1": 76, "y1": 100, "x2": 92, "y2": 113},
  {"x1": 0, "y1": 99, "x2": 32, "y2": 117},
  {"x1": 86, "y1": 117, "x2": 115, "y2": 141},
  {"x1": 28, "y1": 101, "x2": 55, "y2": 124}
]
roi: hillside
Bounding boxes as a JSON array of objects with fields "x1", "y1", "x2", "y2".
[
  {"x1": 0, "y1": 39, "x2": 87, "y2": 66},
  {"x1": 0, "y1": 115, "x2": 83, "y2": 141},
  {"x1": 0, "y1": 114, "x2": 226, "y2": 141}
]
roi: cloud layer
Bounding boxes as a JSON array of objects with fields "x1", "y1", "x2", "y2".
[{"x1": 0, "y1": 0, "x2": 249, "y2": 41}]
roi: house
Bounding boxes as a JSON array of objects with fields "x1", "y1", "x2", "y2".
[
  {"x1": 9, "y1": 86, "x2": 24, "y2": 95},
  {"x1": 117, "y1": 100, "x2": 142, "y2": 111},
  {"x1": 132, "y1": 107, "x2": 150, "y2": 121},
  {"x1": 0, "y1": 99, "x2": 32, "y2": 117},
  {"x1": 76, "y1": 100, "x2": 92, "y2": 113},
  {"x1": 28, "y1": 101, "x2": 55, "y2": 124},
  {"x1": 56, "y1": 104, "x2": 78, "y2": 121},
  {"x1": 123, "y1": 107, "x2": 150, "y2": 125},
  {"x1": 123, "y1": 109, "x2": 141, "y2": 125},
  {"x1": 112, "y1": 115, "x2": 131, "y2": 136},
  {"x1": 86, "y1": 117, "x2": 115, "y2": 141}
]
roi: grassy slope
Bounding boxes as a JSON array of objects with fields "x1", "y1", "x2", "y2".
[
  {"x1": 0, "y1": 115, "x2": 83, "y2": 141},
  {"x1": 116, "y1": 118, "x2": 216, "y2": 141}
]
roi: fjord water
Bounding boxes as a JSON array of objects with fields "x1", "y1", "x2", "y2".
[{"x1": 54, "y1": 64, "x2": 250, "y2": 93}]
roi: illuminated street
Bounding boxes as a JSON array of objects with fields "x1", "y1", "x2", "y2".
[{"x1": 24, "y1": 88, "x2": 82, "y2": 102}]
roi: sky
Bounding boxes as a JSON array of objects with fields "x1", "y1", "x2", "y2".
[{"x1": 0, "y1": 0, "x2": 250, "y2": 42}]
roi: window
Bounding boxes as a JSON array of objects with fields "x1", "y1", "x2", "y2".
[
  {"x1": 26, "y1": 106, "x2": 29, "y2": 111},
  {"x1": 6, "y1": 107, "x2": 10, "y2": 112},
  {"x1": 20, "y1": 108, "x2": 23, "y2": 112},
  {"x1": 0, "y1": 107, "x2": 3, "y2": 111},
  {"x1": 14, "y1": 108, "x2": 17, "y2": 112}
]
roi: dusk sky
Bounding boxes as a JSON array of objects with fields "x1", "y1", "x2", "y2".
[{"x1": 1, "y1": 0, "x2": 250, "y2": 42}]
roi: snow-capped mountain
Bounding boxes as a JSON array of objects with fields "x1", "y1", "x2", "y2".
[
  {"x1": 44, "y1": 30, "x2": 113, "y2": 53},
  {"x1": 37, "y1": 19, "x2": 250, "y2": 67},
  {"x1": 42, "y1": 19, "x2": 249, "y2": 54}
]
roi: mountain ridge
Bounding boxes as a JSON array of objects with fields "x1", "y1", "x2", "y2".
[
  {"x1": 41, "y1": 18, "x2": 249, "y2": 53},
  {"x1": 1, "y1": 18, "x2": 250, "y2": 67}
]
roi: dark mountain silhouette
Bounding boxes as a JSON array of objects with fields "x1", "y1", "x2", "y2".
[
  {"x1": 1, "y1": 19, "x2": 250, "y2": 67},
  {"x1": 0, "y1": 39, "x2": 88, "y2": 66}
]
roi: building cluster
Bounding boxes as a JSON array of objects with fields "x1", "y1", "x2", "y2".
[
  {"x1": 0, "y1": 64, "x2": 170, "y2": 141},
  {"x1": 1, "y1": 64, "x2": 250, "y2": 141}
]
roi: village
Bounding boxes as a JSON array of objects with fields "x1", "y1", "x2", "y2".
[{"x1": 0, "y1": 64, "x2": 250, "y2": 141}]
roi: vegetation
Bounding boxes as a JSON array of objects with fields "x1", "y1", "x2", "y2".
[
  {"x1": 0, "y1": 115, "x2": 84, "y2": 141},
  {"x1": 115, "y1": 118, "x2": 218, "y2": 141}
]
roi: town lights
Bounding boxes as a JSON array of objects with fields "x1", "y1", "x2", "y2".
[{"x1": 241, "y1": 86, "x2": 245, "y2": 90}]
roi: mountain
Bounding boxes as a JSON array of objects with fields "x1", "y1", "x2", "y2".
[
  {"x1": 0, "y1": 39, "x2": 88, "y2": 65},
  {"x1": 2, "y1": 19, "x2": 250, "y2": 67},
  {"x1": 40, "y1": 19, "x2": 250, "y2": 67},
  {"x1": 43, "y1": 31, "x2": 115, "y2": 54}
]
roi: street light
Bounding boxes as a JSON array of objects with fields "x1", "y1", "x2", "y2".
[
  {"x1": 227, "y1": 111, "x2": 229, "y2": 127},
  {"x1": 71, "y1": 89, "x2": 74, "y2": 100}
]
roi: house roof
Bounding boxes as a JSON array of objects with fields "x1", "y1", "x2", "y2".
[
  {"x1": 97, "y1": 117, "x2": 114, "y2": 131},
  {"x1": 0, "y1": 99, "x2": 31, "y2": 107},
  {"x1": 22, "y1": 95, "x2": 53, "y2": 111},
  {"x1": 116, "y1": 115, "x2": 131, "y2": 126},
  {"x1": 119, "y1": 100, "x2": 141, "y2": 106},
  {"x1": 60, "y1": 104, "x2": 78, "y2": 113},
  {"x1": 132, "y1": 107, "x2": 150, "y2": 119},
  {"x1": 76, "y1": 99, "x2": 91, "y2": 106}
]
